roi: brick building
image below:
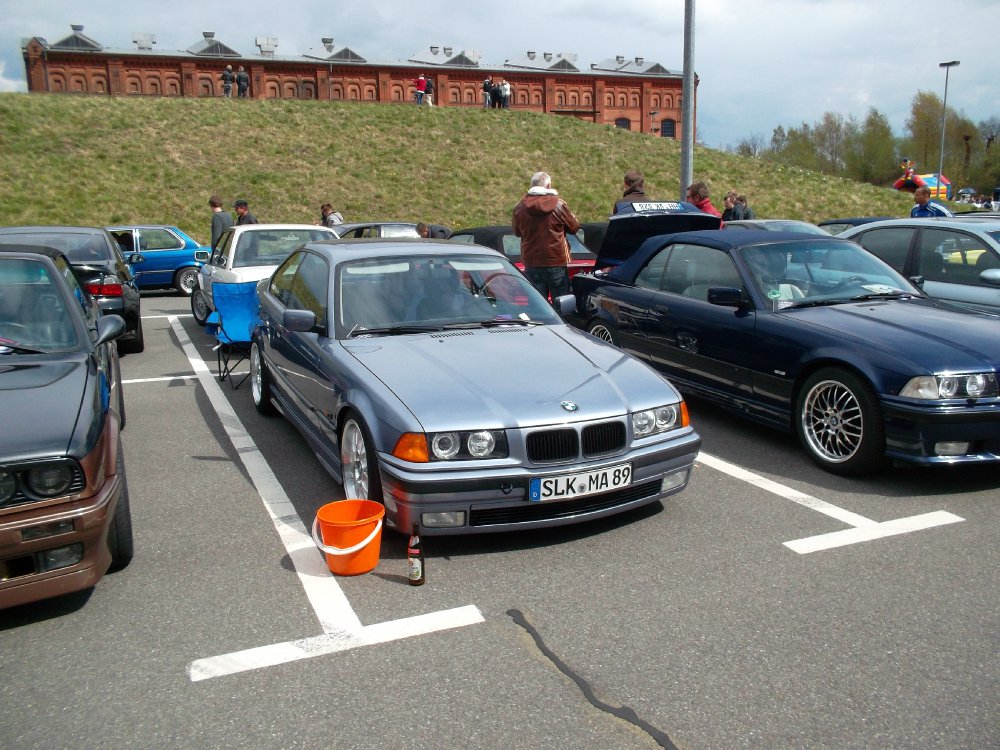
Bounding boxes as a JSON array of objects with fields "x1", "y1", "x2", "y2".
[{"x1": 21, "y1": 25, "x2": 693, "y2": 138}]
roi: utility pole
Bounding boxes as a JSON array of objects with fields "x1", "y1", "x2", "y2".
[{"x1": 679, "y1": 0, "x2": 695, "y2": 200}]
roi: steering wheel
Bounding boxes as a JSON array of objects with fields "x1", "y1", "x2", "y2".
[{"x1": 834, "y1": 275, "x2": 868, "y2": 288}]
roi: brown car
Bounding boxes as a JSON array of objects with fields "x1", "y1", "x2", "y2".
[{"x1": 0, "y1": 244, "x2": 132, "y2": 609}]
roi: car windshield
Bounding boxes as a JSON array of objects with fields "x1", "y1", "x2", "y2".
[
  {"x1": 739, "y1": 240, "x2": 920, "y2": 309},
  {"x1": 0, "y1": 232, "x2": 109, "y2": 263},
  {"x1": 336, "y1": 254, "x2": 562, "y2": 337},
  {"x1": 233, "y1": 229, "x2": 333, "y2": 268},
  {"x1": 0, "y1": 257, "x2": 80, "y2": 352}
]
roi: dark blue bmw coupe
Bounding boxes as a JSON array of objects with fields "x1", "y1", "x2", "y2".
[{"x1": 562, "y1": 227, "x2": 1000, "y2": 475}]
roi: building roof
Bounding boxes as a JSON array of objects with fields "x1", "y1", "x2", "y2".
[{"x1": 504, "y1": 51, "x2": 579, "y2": 72}]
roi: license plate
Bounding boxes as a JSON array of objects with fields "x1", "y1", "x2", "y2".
[{"x1": 529, "y1": 463, "x2": 632, "y2": 502}]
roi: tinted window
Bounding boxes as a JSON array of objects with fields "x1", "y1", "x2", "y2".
[
  {"x1": 917, "y1": 228, "x2": 992, "y2": 286},
  {"x1": 664, "y1": 245, "x2": 741, "y2": 300},
  {"x1": 0, "y1": 258, "x2": 79, "y2": 350},
  {"x1": 853, "y1": 227, "x2": 914, "y2": 273},
  {"x1": 289, "y1": 253, "x2": 330, "y2": 322},
  {"x1": 635, "y1": 247, "x2": 671, "y2": 290},
  {"x1": 269, "y1": 251, "x2": 305, "y2": 306},
  {"x1": 450, "y1": 234, "x2": 477, "y2": 245}
]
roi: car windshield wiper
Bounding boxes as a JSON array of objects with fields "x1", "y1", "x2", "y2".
[
  {"x1": 0, "y1": 342, "x2": 46, "y2": 354},
  {"x1": 347, "y1": 324, "x2": 442, "y2": 338},
  {"x1": 848, "y1": 291, "x2": 920, "y2": 301},
  {"x1": 783, "y1": 298, "x2": 852, "y2": 309},
  {"x1": 444, "y1": 317, "x2": 545, "y2": 329}
]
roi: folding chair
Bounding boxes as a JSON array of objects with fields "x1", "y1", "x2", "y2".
[{"x1": 207, "y1": 280, "x2": 259, "y2": 389}]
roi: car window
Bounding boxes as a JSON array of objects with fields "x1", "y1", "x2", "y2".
[
  {"x1": 110, "y1": 230, "x2": 136, "y2": 254},
  {"x1": 380, "y1": 225, "x2": 420, "y2": 238},
  {"x1": 501, "y1": 235, "x2": 521, "y2": 258},
  {"x1": 664, "y1": 245, "x2": 742, "y2": 300},
  {"x1": 0, "y1": 257, "x2": 79, "y2": 350},
  {"x1": 137, "y1": 228, "x2": 183, "y2": 251},
  {"x1": 917, "y1": 228, "x2": 992, "y2": 286},
  {"x1": 233, "y1": 229, "x2": 329, "y2": 268},
  {"x1": 269, "y1": 251, "x2": 305, "y2": 306},
  {"x1": 54, "y1": 255, "x2": 97, "y2": 326},
  {"x1": 450, "y1": 234, "x2": 477, "y2": 245},
  {"x1": 852, "y1": 227, "x2": 914, "y2": 273},
  {"x1": 212, "y1": 230, "x2": 234, "y2": 266},
  {"x1": 566, "y1": 233, "x2": 595, "y2": 260},
  {"x1": 635, "y1": 247, "x2": 671, "y2": 290},
  {"x1": 289, "y1": 253, "x2": 330, "y2": 323}
]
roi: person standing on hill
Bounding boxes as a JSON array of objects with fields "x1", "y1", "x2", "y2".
[
  {"x1": 234, "y1": 199, "x2": 258, "y2": 225},
  {"x1": 413, "y1": 74, "x2": 426, "y2": 105},
  {"x1": 910, "y1": 186, "x2": 954, "y2": 217},
  {"x1": 613, "y1": 169, "x2": 650, "y2": 214},
  {"x1": 424, "y1": 76, "x2": 434, "y2": 106},
  {"x1": 209, "y1": 195, "x2": 233, "y2": 249},
  {"x1": 220, "y1": 65, "x2": 234, "y2": 97},
  {"x1": 736, "y1": 195, "x2": 756, "y2": 219},
  {"x1": 319, "y1": 203, "x2": 343, "y2": 227},
  {"x1": 512, "y1": 171, "x2": 581, "y2": 300},
  {"x1": 686, "y1": 181, "x2": 721, "y2": 217},
  {"x1": 236, "y1": 66, "x2": 250, "y2": 98}
]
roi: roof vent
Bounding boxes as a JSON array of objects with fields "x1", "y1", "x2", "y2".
[
  {"x1": 321, "y1": 37, "x2": 335, "y2": 51},
  {"x1": 543, "y1": 52, "x2": 552, "y2": 61},
  {"x1": 132, "y1": 33, "x2": 157, "y2": 50},
  {"x1": 616, "y1": 55, "x2": 625, "y2": 64},
  {"x1": 430, "y1": 45, "x2": 439, "y2": 55},
  {"x1": 255, "y1": 36, "x2": 278, "y2": 56},
  {"x1": 635, "y1": 56, "x2": 643, "y2": 65},
  {"x1": 444, "y1": 46, "x2": 452, "y2": 56},
  {"x1": 71, "y1": 24, "x2": 84, "y2": 32},
  {"x1": 527, "y1": 51, "x2": 535, "y2": 60},
  {"x1": 203, "y1": 31, "x2": 215, "y2": 39}
]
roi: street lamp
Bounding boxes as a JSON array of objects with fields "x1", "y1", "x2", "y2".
[{"x1": 937, "y1": 60, "x2": 959, "y2": 199}]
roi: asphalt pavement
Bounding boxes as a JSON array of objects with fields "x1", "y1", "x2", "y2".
[{"x1": 2, "y1": 291, "x2": 997, "y2": 750}]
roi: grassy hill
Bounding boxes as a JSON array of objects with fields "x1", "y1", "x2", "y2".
[{"x1": 0, "y1": 93, "x2": 917, "y2": 242}]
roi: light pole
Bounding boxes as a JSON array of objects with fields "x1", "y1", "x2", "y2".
[{"x1": 937, "y1": 60, "x2": 959, "y2": 199}]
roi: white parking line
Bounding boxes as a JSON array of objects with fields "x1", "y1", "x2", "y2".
[
  {"x1": 166, "y1": 316, "x2": 483, "y2": 682},
  {"x1": 696, "y1": 452, "x2": 964, "y2": 554}
]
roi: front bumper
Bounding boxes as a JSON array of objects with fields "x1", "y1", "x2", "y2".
[
  {"x1": 881, "y1": 397, "x2": 1000, "y2": 465},
  {"x1": 377, "y1": 429, "x2": 702, "y2": 535},
  {"x1": 0, "y1": 472, "x2": 121, "y2": 610}
]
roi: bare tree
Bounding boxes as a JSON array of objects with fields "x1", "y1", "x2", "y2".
[{"x1": 735, "y1": 132, "x2": 767, "y2": 158}]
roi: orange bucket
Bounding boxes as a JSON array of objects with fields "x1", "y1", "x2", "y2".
[{"x1": 310, "y1": 499, "x2": 385, "y2": 576}]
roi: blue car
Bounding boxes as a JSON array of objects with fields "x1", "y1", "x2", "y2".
[
  {"x1": 563, "y1": 226, "x2": 1000, "y2": 475},
  {"x1": 107, "y1": 225, "x2": 210, "y2": 295}
]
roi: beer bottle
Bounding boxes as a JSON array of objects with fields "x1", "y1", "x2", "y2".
[{"x1": 407, "y1": 522, "x2": 425, "y2": 586}]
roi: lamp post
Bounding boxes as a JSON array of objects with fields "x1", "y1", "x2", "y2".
[{"x1": 937, "y1": 60, "x2": 959, "y2": 199}]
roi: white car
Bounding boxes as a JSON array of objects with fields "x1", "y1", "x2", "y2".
[{"x1": 191, "y1": 224, "x2": 337, "y2": 325}]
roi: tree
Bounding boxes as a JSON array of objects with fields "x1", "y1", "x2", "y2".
[
  {"x1": 902, "y1": 91, "x2": 942, "y2": 172},
  {"x1": 844, "y1": 108, "x2": 897, "y2": 186},
  {"x1": 735, "y1": 132, "x2": 767, "y2": 158}
]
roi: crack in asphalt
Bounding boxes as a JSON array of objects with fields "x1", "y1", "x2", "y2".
[{"x1": 507, "y1": 608, "x2": 680, "y2": 750}]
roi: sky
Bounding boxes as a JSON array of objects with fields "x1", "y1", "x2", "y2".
[{"x1": 3, "y1": 0, "x2": 998, "y2": 150}]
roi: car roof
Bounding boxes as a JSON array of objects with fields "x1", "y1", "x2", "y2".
[
  {"x1": 841, "y1": 217, "x2": 1000, "y2": 234},
  {"x1": 302, "y1": 237, "x2": 503, "y2": 261},
  {"x1": 451, "y1": 225, "x2": 508, "y2": 237},
  {"x1": 595, "y1": 205, "x2": 723, "y2": 267},
  {"x1": 106, "y1": 224, "x2": 182, "y2": 231},
  {"x1": 664, "y1": 229, "x2": 849, "y2": 250},
  {"x1": 231, "y1": 223, "x2": 335, "y2": 231},
  {"x1": 818, "y1": 217, "x2": 895, "y2": 226},
  {"x1": 0, "y1": 225, "x2": 107, "y2": 236},
  {"x1": 0, "y1": 243, "x2": 67, "y2": 261}
]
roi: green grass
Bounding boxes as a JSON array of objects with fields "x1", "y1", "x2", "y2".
[{"x1": 0, "y1": 93, "x2": 919, "y2": 243}]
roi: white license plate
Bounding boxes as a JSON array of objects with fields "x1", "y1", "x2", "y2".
[{"x1": 529, "y1": 463, "x2": 632, "y2": 502}]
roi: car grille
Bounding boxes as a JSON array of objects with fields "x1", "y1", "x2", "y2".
[
  {"x1": 469, "y1": 479, "x2": 660, "y2": 527},
  {"x1": 525, "y1": 420, "x2": 627, "y2": 463}
]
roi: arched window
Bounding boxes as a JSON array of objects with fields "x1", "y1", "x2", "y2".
[
  {"x1": 660, "y1": 118, "x2": 676, "y2": 138},
  {"x1": 364, "y1": 85, "x2": 376, "y2": 100},
  {"x1": 605, "y1": 92, "x2": 614, "y2": 107},
  {"x1": 198, "y1": 77, "x2": 214, "y2": 96},
  {"x1": 569, "y1": 91, "x2": 579, "y2": 106},
  {"x1": 283, "y1": 82, "x2": 297, "y2": 98},
  {"x1": 391, "y1": 84, "x2": 405, "y2": 101},
  {"x1": 331, "y1": 84, "x2": 344, "y2": 100},
  {"x1": 301, "y1": 82, "x2": 316, "y2": 99},
  {"x1": 265, "y1": 81, "x2": 279, "y2": 98},
  {"x1": 347, "y1": 84, "x2": 361, "y2": 100},
  {"x1": 70, "y1": 75, "x2": 87, "y2": 92},
  {"x1": 630, "y1": 93, "x2": 639, "y2": 107},
  {"x1": 165, "y1": 76, "x2": 181, "y2": 96},
  {"x1": 556, "y1": 92, "x2": 565, "y2": 106},
  {"x1": 651, "y1": 94, "x2": 661, "y2": 109},
  {"x1": 617, "y1": 93, "x2": 627, "y2": 108},
  {"x1": 50, "y1": 73, "x2": 66, "y2": 92},
  {"x1": 92, "y1": 74, "x2": 108, "y2": 94},
  {"x1": 582, "y1": 92, "x2": 592, "y2": 107},
  {"x1": 126, "y1": 75, "x2": 141, "y2": 94},
  {"x1": 614, "y1": 117, "x2": 631, "y2": 130},
  {"x1": 147, "y1": 78, "x2": 161, "y2": 95}
]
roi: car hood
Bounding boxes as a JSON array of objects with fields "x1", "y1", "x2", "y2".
[
  {"x1": 597, "y1": 204, "x2": 722, "y2": 269},
  {"x1": 343, "y1": 325, "x2": 673, "y2": 431},
  {"x1": 792, "y1": 299, "x2": 1000, "y2": 370},
  {"x1": 0, "y1": 360, "x2": 86, "y2": 459}
]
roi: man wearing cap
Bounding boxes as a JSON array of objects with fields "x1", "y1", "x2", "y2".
[{"x1": 234, "y1": 199, "x2": 259, "y2": 225}]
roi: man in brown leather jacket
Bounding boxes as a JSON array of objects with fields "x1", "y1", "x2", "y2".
[{"x1": 512, "y1": 171, "x2": 581, "y2": 299}]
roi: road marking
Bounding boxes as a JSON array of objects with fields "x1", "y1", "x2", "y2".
[
  {"x1": 124, "y1": 375, "x2": 199, "y2": 384},
  {"x1": 142, "y1": 313, "x2": 194, "y2": 319},
  {"x1": 696, "y1": 452, "x2": 964, "y2": 554},
  {"x1": 167, "y1": 317, "x2": 483, "y2": 681}
]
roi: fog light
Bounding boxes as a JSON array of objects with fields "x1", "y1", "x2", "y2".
[
  {"x1": 661, "y1": 469, "x2": 689, "y2": 493},
  {"x1": 935, "y1": 441, "x2": 970, "y2": 457},
  {"x1": 37, "y1": 543, "x2": 84, "y2": 572},
  {"x1": 421, "y1": 511, "x2": 466, "y2": 528},
  {"x1": 22, "y1": 519, "x2": 75, "y2": 541}
]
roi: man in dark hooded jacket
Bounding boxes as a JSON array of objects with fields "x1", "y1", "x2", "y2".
[
  {"x1": 512, "y1": 171, "x2": 581, "y2": 299},
  {"x1": 613, "y1": 169, "x2": 650, "y2": 214}
]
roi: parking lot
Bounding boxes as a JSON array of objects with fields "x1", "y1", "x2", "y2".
[{"x1": 2, "y1": 291, "x2": 997, "y2": 750}]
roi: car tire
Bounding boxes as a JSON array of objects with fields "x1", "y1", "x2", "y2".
[
  {"x1": 795, "y1": 367, "x2": 886, "y2": 476},
  {"x1": 118, "y1": 315, "x2": 144, "y2": 355},
  {"x1": 588, "y1": 319, "x2": 619, "y2": 346},
  {"x1": 191, "y1": 288, "x2": 210, "y2": 326},
  {"x1": 250, "y1": 341, "x2": 277, "y2": 416},
  {"x1": 340, "y1": 414, "x2": 383, "y2": 503},
  {"x1": 108, "y1": 441, "x2": 135, "y2": 571},
  {"x1": 174, "y1": 267, "x2": 200, "y2": 296}
]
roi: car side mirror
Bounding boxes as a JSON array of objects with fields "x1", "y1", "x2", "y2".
[
  {"x1": 707, "y1": 287, "x2": 744, "y2": 307},
  {"x1": 283, "y1": 309, "x2": 322, "y2": 334},
  {"x1": 907, "y1": 275, "x2": 925, "y2": 289},
  {"x1": 555, "y1": 294, "x2": 577, "y2": 317},
  {"x1": 127, "y1": 252, "x2": 145, "y2": 265},
  {"x1": 94, "y1": 314, "x2": 126, "y2": 346},
  {"x1": 195, "y1": 250, "x2": 210, "y2": 262},
  {"x1": 980, "y1": 268, "x2": 1000, "y2": 287}
]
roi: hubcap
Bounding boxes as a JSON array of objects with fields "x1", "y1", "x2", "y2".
[
  {"x1": 589, "y1": 324, "x2": 613, "y2": 343},
  {"x1": 178, "y1": 269, "x2": 198, "y2": 294},
  {"x1": 250, "y1": 345, "x2": 262, "y2": 404},
  {"x1": 341, "y1": 421, "x2": 369, "y2": 499},
  {"x1": 801, "y1": 380, "x2": 863, "y2": 463},
  {"x1": 192, "y1": 291, "x2": 209, "y2": 322}
]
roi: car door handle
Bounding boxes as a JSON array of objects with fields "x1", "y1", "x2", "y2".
[{"x1": 652, "y1": 304, "x2": 671, "y2": 314}]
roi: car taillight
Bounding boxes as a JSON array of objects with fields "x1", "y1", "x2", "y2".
[{"x1": 85, "y1": 279, "x2": 124, "y2": 297}]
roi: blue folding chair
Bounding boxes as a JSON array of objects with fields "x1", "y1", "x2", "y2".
[{"x1": 206, "y1": 281, "x2": 259, "y2": 389}]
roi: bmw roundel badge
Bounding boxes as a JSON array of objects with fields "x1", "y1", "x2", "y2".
[{"x1": 560, "y1": 401, "x2": 579, "y2": 412}]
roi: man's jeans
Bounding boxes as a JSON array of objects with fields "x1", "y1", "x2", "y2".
[{"x1": 524, "y1": 266, "x2": 570, "y2": 301}]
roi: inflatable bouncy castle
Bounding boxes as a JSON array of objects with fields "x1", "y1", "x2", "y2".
[{"x1": 893, "y1": 160, "x2": 952, "y2": 200}]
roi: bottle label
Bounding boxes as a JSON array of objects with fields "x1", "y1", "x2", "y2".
[{"x1": 407, "y1": 557, "x2": 423, "y2": 581}]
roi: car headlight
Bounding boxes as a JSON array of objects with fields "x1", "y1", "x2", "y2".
[
  {"x1": 0, "y1": 469, "x2": 16, "y2": 504},
  {"x1": 900, "y1": 373, "x2": 998, "y2": 400},
  {"x1": 0, "y1": 459, "x2": 84, "y2": 506},
  {"x1": 27, "y1": 463, "x2": 75, "y2": 497},
  {"x1": 394, "y1": 431, "x2": 508, "y2": 462},
  {"x1": 632, "y1": 402, "x2": 689, "y2": 438}
]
